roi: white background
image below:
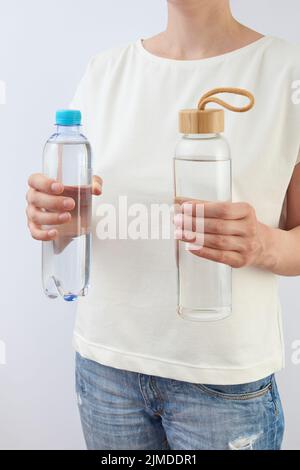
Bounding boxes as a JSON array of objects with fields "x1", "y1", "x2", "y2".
[{"x1": 0, "y1": 0, "x2": 299, "y2": 450}]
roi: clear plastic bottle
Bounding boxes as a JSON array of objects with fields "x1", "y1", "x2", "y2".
[
  {"x1": 42, "y1": 110, "x2": 92, "y2": 301},
  {"x1": 174, "y1": 88, "x2": 254, "y2": 321}
]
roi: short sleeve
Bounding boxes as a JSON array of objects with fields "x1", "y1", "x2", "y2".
[
  {"x1": 279, "y1": 146, "x2": 300, "y2": 228},
  {"x1": 296, "y1": 147, "x2": 300, "y2": 166}
]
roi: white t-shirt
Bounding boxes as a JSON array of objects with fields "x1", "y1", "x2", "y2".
[{"x1": 71, "y1": 37, "x2": 300, "y2": 385}]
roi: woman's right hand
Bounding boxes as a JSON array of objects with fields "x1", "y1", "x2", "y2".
[{"x1": 26, "y1": 173, "x2": 102, "y2": 241}]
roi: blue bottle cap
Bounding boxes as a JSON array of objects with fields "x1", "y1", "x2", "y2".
[{"x1": 55, "y1": 109, "x2": 82, "y2": 126}]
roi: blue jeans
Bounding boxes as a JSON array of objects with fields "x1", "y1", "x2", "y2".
[{"x1": 75, "y1": 353, "x2": 284, "y2": 450}]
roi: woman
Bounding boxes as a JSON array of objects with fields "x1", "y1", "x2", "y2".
[{"x1": 26, "y1": 0, "x2": 300, "y2": 450}]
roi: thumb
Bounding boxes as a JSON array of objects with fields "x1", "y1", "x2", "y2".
[{"x1": 92, "y1": 175, "x2": 102, "y2": 195}]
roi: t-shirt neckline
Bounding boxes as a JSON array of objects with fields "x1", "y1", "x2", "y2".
[{"x1": 135, "y1": 36, "x2": 273, "y2": 67}]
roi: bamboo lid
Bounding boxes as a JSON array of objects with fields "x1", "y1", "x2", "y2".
[{"x1": 179, "y1": 87, "x2": 255, "y2": 134}]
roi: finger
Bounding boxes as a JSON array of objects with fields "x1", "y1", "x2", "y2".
[
  {"x1": 174, "y1": 197, "x2": 207, "y2": 207},
  {"x1": 174, "y1": 228, "x2": 204, "y2": 245},
  {"x1": 187, "y1": 245, "x2": 243, "y2": 267},
  {"x1": 181, "y1": 200, "x2": 251, "y2": 220},
  {"x1": 28, "y1": 221, "x2": 58, "y2": 241},
  {"x1": 174, "y1": 198, "x2": 206, "y2": 217},
  {"x1": 173, "y1": 213, "x2": 204, "y2": 232},
  {"x1": 177, "y1": 200, "x2": 205, "y2": 218},
  {"x1": 28, "y1": 173, "x2": 64, "y2": 194},
  {"x1": 92, "y1": 175, "x2": 102, "y2": 195},
  {"x1": 202, "y1": 217, "x2": 247, "y2": 236},
  {"x1": 27, "y1": 205, "x2": 71, "y2": 226},
  {"x1": 174, "y1": 213, "x2": 245, "y2": 236},
  {"x1": 27, "y1": 188, "x2": 75, "y2": 212},
  {"x1": 204, "y1": 202, "x2": 251, "y2": 220},
  {"x1": 201, "y1": 233, "x2": 245, "y2": 252}
]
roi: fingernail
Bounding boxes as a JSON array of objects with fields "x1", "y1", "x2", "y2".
[
  {"x1": 174, "y1": 229, "x2": 183, "y2": 239},
  {"x1": 182, "y1": 203, "x2": 193, "y2": 215},
  {"x1": 48, "y1": 229, "x2": 57, "y2": 237},
  {"x1": 173, "y1": 213, "x2": 183, "y2": 226},
  {"x1": 182, "y1": 202, "x2": 204, "y2": 217},
  {"x1": 63, "y1": 198, "x2": 74, "y2": 209},
  {"x1": 173, "y1": 204, "x2": 181, "y2": 215},
  {"x1": 58, "y1": 212, "x2": 70, "y2": 222},
  {"x1": 187, "y1": 243, "x2": 203, "y2": 251},
  {"x1": 51, "y1": 182, "x2": 63, "y2": 193},
  {"x1": 95, "y1": 183, "x2": 102, "y2": 194}
]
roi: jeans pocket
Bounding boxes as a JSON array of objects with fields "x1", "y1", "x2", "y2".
[{"x1": 194, "y1": 377, "x2": 273, "y2": 401}]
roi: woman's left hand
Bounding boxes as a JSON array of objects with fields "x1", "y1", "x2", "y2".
[{"x1": 174, "y1": 200, "x2": 268, "y2": 269}]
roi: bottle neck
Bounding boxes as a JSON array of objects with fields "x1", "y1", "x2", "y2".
[
  {"x1": 183, "y1": 133, "x2": 219, "y2": 139},
  {"x1": 56, "y1": 124, "x2": 81, "y2": 135}
]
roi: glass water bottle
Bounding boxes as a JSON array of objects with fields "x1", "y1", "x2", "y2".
[{"x1": 174, "y1": 88, "x2": 254, "y2": 321}]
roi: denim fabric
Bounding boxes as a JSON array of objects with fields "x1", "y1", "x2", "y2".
[{"x1": 75, "y1": 352, "x2": 284, "y2": 450}]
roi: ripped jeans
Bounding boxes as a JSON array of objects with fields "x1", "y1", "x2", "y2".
[{"x1": 75, "y1": 353, "x2": 284, "y2": 450}]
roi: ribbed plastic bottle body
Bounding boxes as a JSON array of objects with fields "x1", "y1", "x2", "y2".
[
  {"x1": 174, "y1": 133, "x2": 232, "y2": 321},
  {"x1": 42, "y1": 125, "x2": 92, "y2": 301}
]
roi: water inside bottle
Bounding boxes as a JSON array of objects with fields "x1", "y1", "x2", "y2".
[
  {"x1": 42, "y1": 140, "x2": 92, "y2": 301},
  {"x1": 174, "y1": 157, "x2": 232, "y2": 321},
  {"x1": 53, "y1": 185, "x2": 92, "y2": 254},
  {"x1": 43, "y1": 233, "x2": 91, "y2": 301}
]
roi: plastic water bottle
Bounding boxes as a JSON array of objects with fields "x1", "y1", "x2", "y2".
[
  {"x1": 42, "y1": 110, "x2": 92, "y2": 301},
  {"x1": 174, "y1": 88, "x2": 254, "y2": 321}
]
